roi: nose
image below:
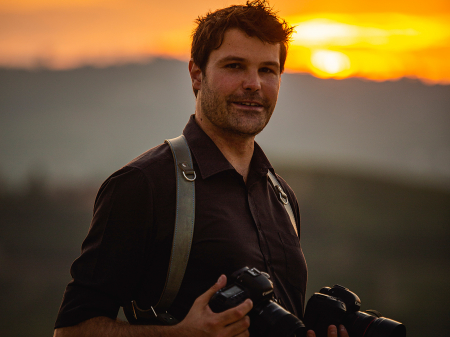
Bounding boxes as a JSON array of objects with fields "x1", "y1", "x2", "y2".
[{"x1": 242, "y1": 70, "x2": 261, "y2": 92}]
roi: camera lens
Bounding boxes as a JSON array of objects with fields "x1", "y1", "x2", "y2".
[
  {"x1": 345, "y1": 311, "x2": 406, "y2": 337},
  {"x1": 250, "y1": 300, "x2": 306, "y2": 337},
  {"x1": 365, "y1": 317, "x2": 406, "y2": 337}
]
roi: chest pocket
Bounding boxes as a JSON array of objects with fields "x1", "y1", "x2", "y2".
[{"x1": 278, "y1": 231, "x2": 306, "y2": 291}]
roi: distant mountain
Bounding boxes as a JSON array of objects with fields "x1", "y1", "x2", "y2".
[
  {"x1": 1, "y1": 58, "x2": 449, "y2": 189},
  {"x1": 271, "y1": 72, "x2": 450, "y2": 190}
]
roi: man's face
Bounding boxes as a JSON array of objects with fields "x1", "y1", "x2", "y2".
[{"x1": 193, "y1": 28, "x2": 281, "y2": 138}]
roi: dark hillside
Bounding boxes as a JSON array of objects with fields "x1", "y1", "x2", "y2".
[{"x1": 277, "y1": 165, "x2": 450, "y2": 337}]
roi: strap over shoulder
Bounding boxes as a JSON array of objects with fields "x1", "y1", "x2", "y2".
[
  {"x1": 157, "y1": 135, "x2": 196, "y2": 311},
  {"x1": 127, "y1": 135, "x2": 196, "y2": 325},
  {"x1": 267, "y1": 170, "x2": 298, "y2": 237}
]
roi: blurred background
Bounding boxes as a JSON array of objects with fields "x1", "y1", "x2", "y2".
[{"x1": 0, "y1": 0, "x2": 449, "y2": 336}]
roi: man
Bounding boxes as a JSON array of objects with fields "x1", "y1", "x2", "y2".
[{"x1": 54, "y1": 1, "x2": 348, "y2": 336}]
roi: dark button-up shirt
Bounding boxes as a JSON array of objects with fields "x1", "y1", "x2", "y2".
[{"x1": 55, "y1": 115, "x2": 307, "y2": 330}]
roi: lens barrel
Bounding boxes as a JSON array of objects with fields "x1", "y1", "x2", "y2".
[
  {"x1": 365, "y1": 317, "x2": 406, "y2": 337},
  {"x1": 251, "y1": 301, "x2": 306, "y2": 337},
  {"x1": 345, "y1": 311, "x2": 406, "y2": 337}
]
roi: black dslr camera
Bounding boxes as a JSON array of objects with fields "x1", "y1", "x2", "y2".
[
  {"x1": 209, "y1": 267, "x2": 306, "y2": 337},
  {"x1": 304, "y1": 284, "x2": 406, "y2": 337}
]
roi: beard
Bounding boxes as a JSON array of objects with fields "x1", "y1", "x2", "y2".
[{"x1": 200, "y1": 78, "x2": 276, "y2": 137}]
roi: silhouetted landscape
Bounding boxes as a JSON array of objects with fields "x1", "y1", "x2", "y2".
[{"x1": 1, "y1": 59, "x2": 449, "y2": 336}]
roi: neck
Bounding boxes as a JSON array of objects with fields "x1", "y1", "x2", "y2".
[{"x1": 195, "y1": 114, "x2": 254, "y2": 182}]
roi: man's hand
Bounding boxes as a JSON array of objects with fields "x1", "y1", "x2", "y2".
[
  {"x1": 306, "y1": 325, "x2": 349, "y2": 337},
  {"x1": 54, "y1": 275, "x2": 252, "y2": 337},
  {"x1": 175, "y1": 274, "x2": 253, "y2": 337}
]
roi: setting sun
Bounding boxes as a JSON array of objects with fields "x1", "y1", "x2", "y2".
[
  {"x1": 285, "y1": 13, "x2": 450, "y2": 83},
  {"x1": 310, "y1": 50, "x2": 351, "y2": 78},
  {"x1": 1, "y1": 0, "x2": 449, "y2": 84}
]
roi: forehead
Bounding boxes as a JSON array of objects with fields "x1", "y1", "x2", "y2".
[{"x1": 208, "y1": 28, "x2": 281, "y2": 67}]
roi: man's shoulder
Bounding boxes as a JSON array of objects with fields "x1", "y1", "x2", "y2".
[
  {"x1": 97, "y1": 142, "x2": 175, "y2": 195},
  {"x1": 125, "y1": 142, "x2": 174, "y2": 174}
]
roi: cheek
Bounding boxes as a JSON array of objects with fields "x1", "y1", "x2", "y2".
[
  {"x1": 220, "y1": 75, "x2": 243, "y2": 93},
  {"x1": 265, "y1": 81, "x2": 280, "y2": 101},
  {"x1": 208, "y1": 76, "x2": 236, "y2": 96}
]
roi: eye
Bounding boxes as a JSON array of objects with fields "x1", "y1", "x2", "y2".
[
  {"x1": 260, "y1": 67, "x2": 276, "y2": 74},
  {"x1": 225, "y1": 63, "x2": 241, "y2": 69}
]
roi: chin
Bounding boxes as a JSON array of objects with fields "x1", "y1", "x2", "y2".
[{"x1": 230, "y1": 123, "x2": 267, "y2": 137}]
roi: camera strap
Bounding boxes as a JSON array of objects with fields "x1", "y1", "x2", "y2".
[
  {"x1": 129, "y1": 134, "x2": 195, "y2": 325},
  {"x1": 267, "y1": 171, "x2": 298, "y2": 237},
  {"x1": 158, "y1": 135, "x2": 196, "y2": 310}
]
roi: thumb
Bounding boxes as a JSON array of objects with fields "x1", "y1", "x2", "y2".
[{"x1": 196, "y1": 275, "x2": 227, "y2": 305}]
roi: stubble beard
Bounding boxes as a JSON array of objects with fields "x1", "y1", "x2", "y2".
[{"x1": 200, "y1": 79, "x2": 275, "y2": 138}]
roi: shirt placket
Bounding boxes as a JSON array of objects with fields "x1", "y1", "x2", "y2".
[
  {"x1": 246, "y1": 177, "x2": 286, "y2": 305},
  {"x1": 247, "y1": 184, "x2": 274, "y2": 274}
]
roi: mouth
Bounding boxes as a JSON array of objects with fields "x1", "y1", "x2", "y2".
[{"x1": 232, "y1": 101, "x2": 264, "y2": 108}]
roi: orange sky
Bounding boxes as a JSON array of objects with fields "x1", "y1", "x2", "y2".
[{"x1": 1, "y1": 0, "x2": 450, "y2": 84}]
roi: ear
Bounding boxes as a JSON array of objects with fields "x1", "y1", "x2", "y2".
[{"x1": 189, "y1": 59, "x2": 202, "y2": 91}]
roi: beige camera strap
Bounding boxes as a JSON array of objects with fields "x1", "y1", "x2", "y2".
[
  {"x1": 157, "y1": 135, "x2": 196, "y2": 310},
  {"x1": 130, "y1": 134, "x2": 195, "y2": 325},
  {"x1": 267, "y1": 170, "x2": 298, "y2": 237}
]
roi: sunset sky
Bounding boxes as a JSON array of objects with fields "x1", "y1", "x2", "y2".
[{"x1": 1, "y1": 0, "x2": 449, "y2": 84}]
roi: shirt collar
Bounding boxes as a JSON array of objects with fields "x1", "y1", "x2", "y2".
[{"x1": 182, "y1": 115, "x2": 273, "y2": 181}]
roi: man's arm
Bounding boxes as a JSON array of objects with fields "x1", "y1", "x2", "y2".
[{"x1": 53, "y1": 275, "x2": 252, "y2": 337}]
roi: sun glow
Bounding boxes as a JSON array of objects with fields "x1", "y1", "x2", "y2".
[
  {"x1": 311, "y1": 50, "x2": 351, "y2": 78},
  {"x1": 0, "y1": 0, "x2": 449, "y2": 84},
  {"x1": 285, "y1": 13, "x2": 450, "y2": 83}
]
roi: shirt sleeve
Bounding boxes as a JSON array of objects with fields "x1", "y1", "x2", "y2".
[{"x1": 54, "y1": 166, "x2": 153, "y2": 328}]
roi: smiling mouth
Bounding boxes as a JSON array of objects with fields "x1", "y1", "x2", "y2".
[{"x1": 233, "y1": 101, "x2": 263, "y2": 107}]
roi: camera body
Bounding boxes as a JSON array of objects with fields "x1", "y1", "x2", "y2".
[
  {"x1": 209, "y1": 267, "x2": 305, "y2": 337},
  {"x1": 304, "y1": 285, "x2": 406, "y2": 337},
  {"x1": 209, "y1": 266, "x2": 274, "y2": 312}
]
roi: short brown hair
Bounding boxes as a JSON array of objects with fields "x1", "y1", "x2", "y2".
[{"x1": 191, "y1": 0, "x2": 294, "y2": 95}]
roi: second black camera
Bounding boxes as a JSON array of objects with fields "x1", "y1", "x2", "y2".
[{"x1": 304, "y1": 284, "x2": 406, "y2": 337}]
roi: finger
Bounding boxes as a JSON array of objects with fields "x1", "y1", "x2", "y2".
[
  {"x1": 236, "y1": 330, "x2": 250, "y2": 337},
  {"x1": 196, "y1": 275, "x2": 227, "y2": 305},
  {"x1": 217, "y1": 298, "x2": 253, "y2": 326},
  {"x1": 328, "y1": 325, "x2": 338, "y2": 337},
  {"x1": 306, "y1": 330, "x2": 316, "y2": 337},
  {"x1": 235, "y1": 327, "x2": 250, "y2": 337},
  {"x1": 223, "y1": 314, "x2": 251, "y2": 336},
  {"x1": 338, "y1": 325, "x2": 349, "y2": 337}
]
